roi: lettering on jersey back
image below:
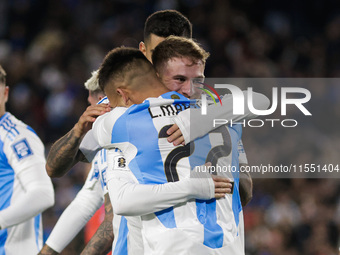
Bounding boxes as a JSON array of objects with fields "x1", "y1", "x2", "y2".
[{"x1": 148, "y1": 103, "x2": 190, "y2": 119}]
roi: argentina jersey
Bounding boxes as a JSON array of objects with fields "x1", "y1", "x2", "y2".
[
  {"x1": 0, "y1": 113, "x2": 45, "y2": 255},
  {"x1": 188, "y1": 124, "x2": 244, "y2": 251},
  {"x1": 95, "y1": 98, "x2": 131, "y2": 255},
  {"x1": 92, "y1": 91, "x2": 244, "y2": 255},
  {"x1": 97, "y1": 148, "x2": 130, "y2": 255}
]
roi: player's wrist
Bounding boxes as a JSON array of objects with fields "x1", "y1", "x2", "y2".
[
  {"x1": 187, "y1": 175, "x2": 214, "y2": 200},
  {"x1": 73, "y1": 123, "x2": 86, "y2": 138}
]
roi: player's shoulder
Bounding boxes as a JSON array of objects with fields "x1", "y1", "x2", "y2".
[
  {"x1": 94, "y1": 107, "x2": 128, "y2": 129},
  {"x1": 0, "y1": 113, "x2": 44, "y2": 160},
  {"x1": 92, "y1": 107, "x2": 128, "y2": 146},
  {"x1": 0, "y1": 112, "x2": 39, "y2": 142}
]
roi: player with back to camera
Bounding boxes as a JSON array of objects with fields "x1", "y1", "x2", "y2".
[
  {"x1": 0, "y1": 65, "x2": 54, "y2": 255},
  {"x1": 42, "y1": 10, "x2": 230, "y2": 255},
  {"x1": 86, "y1": 46, "x2": 269, "y2": 255},
  {"x1": 39, "y1": 68, "x2": 225, "y2": 255}
]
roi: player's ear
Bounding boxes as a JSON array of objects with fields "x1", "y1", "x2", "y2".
[
  {"x1": 116, "y1": 88, "x2": 130, "y2": 106},
  {"x1": 4, "y1": 86, "x2": 9, "y2": 103},
  {"x1": 139, "y1": 41, "x2": 146, "y2": 56}
]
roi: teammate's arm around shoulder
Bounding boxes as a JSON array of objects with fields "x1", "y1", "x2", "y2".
[
  {"x1": 106, "y1": 150, "x2": 232, "y2": 216},
  {"x1": 46, "y1": 104, "x2": 110, "y2": 177}
]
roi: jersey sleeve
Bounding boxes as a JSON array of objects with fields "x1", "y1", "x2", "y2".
[
  {"x1": 45, "y1": 165, "x2": 104, "y2": 252},
  {"x1": 174, "y1": 91, "x2": 270, "y2": 144},
  {"x1": 92, "y1": 107, "x2": 128, "y2": 148},
  {"x1": 106, "y1": 149, "x2": 215, "y2": 216},
  {"x1": 79, "y1": 107, "x2": 128, "y2": 162},
  {"x1": 0, "y1": 125, "x2": 54, "y2": 229},
  {"x1": 79, "y1": 130, "x2": 102, "y2": 163},
  {"x1": 4, "y1": 126, "x2": 46, "y2": 175}
]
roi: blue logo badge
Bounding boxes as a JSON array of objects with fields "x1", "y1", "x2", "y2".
[{"x1": 12, "y1": 139, "x2": 33, "y2": 160}]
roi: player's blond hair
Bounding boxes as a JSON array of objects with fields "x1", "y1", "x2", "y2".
[{"x1": 84, "y1": 70, "x2": 100, "y2": 92}]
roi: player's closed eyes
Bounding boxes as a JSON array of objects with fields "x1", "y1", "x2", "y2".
[{"x1": 175, "y1": 77, "x2": 187, "y2": 83}]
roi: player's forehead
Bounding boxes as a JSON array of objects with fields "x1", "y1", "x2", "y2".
[{"x1": 163, "y1": 57, "x2": 205, "y2": 76}]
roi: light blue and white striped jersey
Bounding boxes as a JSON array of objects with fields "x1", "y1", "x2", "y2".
[
  {"x1": 84, "y1": 148, "x2": 130, "y2": 255},
  {"x1": 85, "y1": 149, "x2": 108, "y2": 195},
  {"x1": 93, "y1": 92, "x2": 244, "y2": 255},
  {"x1": 94, "y1": 97, "x2": 131, "y2": 255},
  {"x1": 0, "y1": 113, "x2": 45, "y2": 255},
  {"x1": 92, "y1": 148, "x2": 130, "y2": 255}
]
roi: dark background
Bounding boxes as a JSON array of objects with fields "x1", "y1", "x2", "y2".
[{"x1": 0, "y1": 0, "x2": 339, "y2": 254}]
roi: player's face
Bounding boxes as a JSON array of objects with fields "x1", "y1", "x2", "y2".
[
  {"x1": 139, "y1": 34, "x2": 165, "y2": 62},
  {"x1": 159, "y1": 57, "x2": 205, "y2": 99},
  {"x1": 87, "y1": 91, "x2": 104, "y2": 106},
  {"x1": 0, "y1": 84, "x2": 9, "y2": 117}
]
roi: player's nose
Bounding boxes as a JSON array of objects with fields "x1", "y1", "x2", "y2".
[{"x1": 181, "y1": 80, "x2": 192, "y2": 98}]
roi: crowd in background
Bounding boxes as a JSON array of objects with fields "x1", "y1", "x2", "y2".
[{"x1": 0, "y1": 0, "x2": 339, "y2": 254}]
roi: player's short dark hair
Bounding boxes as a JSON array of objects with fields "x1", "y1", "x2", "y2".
[
  {"x1": 152, "y1": 36, "x2": 210, "y2": 72},
  {"x1": 144, "y1": 10, "x2": 192, "y2": 43},
  {"x1": 98, "y1": 47, "x2": 153, "y2": 91},
  {"x1": 0, "y1": 65, "x2": 6, "y2": 86}
]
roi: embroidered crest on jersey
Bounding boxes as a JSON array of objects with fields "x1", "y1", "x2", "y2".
[{"x1": 12, "y1": 138, "x2": 33, "y2": 160}]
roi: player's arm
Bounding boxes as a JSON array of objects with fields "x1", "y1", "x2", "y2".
[
  {"x1": 171, "y1": 91, "x2": 270, "y2": 145},
  {"x1": 107, "y1": 151, "x2": 232, "y2": 216},
  {"x1": 80, "y1": 107, "x2": 128, "y2": 162},
  {"x1": 0, "y1": 167, "x2": 54, "y2": 229},
  {"x1": 239, "y1": 164, "x2": 252, "y2": 207},
  {"x1": 39, "y1": 168, "x2": 104, "y2": 254},
  {"x1": 46, "y1": 104, "x2": 110, "y2": 177},
  {"x1": 237, "y1": 140, "x2": 253, "y2": 206},
  {"x1": 80, "y1": 194, "x2": 114, "y2": 255},
  {"x1": 0, "y1": 132, "x2": 54, "y2": 229}
]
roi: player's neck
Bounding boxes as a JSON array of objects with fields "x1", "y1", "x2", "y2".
[
  {"x1": 0, "y1": 109, "x2": 5, "y2": 119},
  {"x1": 139, "y1": 76, "x2": 170, "y2": 99}
]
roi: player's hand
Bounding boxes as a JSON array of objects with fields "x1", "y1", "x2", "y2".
[
  {"x1": 212, "y1": 175, "x2": 233, "y2": 199},
  {"x1": 167, "y1": 124, "x2": 185, "y2": 146},
  {"x1": 74, "y1": 104, "x2": 111, "y2": 137}
]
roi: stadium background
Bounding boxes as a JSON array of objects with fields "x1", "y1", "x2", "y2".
[{"x1": 0, "y1": 0, "x2": 339, "y2": 254}]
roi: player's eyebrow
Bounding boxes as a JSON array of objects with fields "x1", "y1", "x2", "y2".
[{"x1": 173, "y1": 75, "x2": 187, "y2": 80}]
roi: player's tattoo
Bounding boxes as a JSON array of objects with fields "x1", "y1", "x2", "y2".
[
  {"x1": 46, "y1": 128, "x2": 87, "y2": 177},
  {"x1": 38, "y1": 245, "x2": 59, "y2": 255},
  {"x1": 80, "y1": 194, "x2": 114, "y2": 255}
]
